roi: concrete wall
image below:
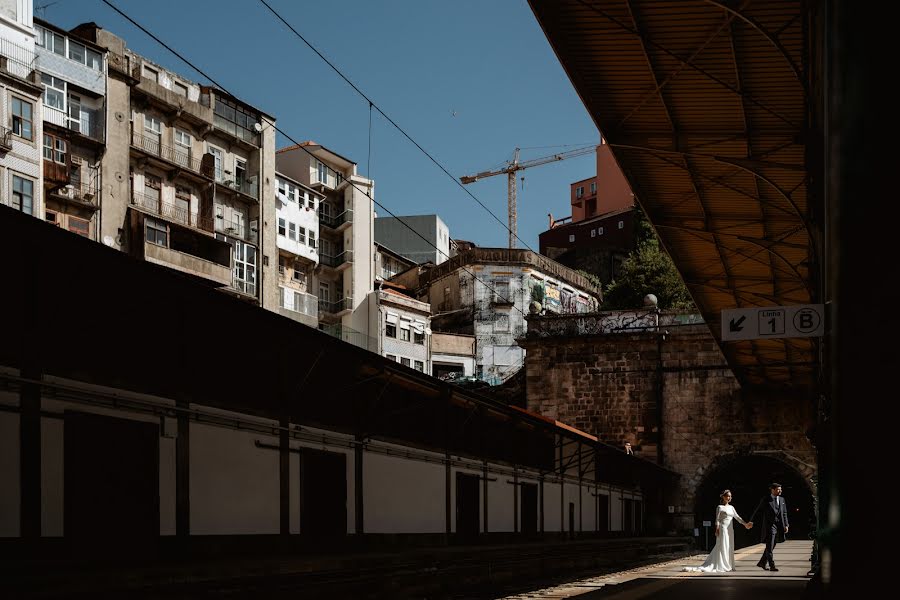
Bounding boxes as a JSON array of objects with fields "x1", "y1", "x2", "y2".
[{"x1": 374, "y1": 214, "x2": 450, "y2": 265}]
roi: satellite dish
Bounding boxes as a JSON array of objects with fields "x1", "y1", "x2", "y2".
[
  {"x1": 102, "y1": 235, "x2": 115, "y2": 247},
  {"x1": 253, "y1": 122, "x2": 263, "y2": 133},
  {"x1": 424, "y1": 328, "x2": 432, "y2": 335}
]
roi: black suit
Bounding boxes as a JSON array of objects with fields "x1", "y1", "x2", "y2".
[{"x1": 750, "y1": 494, "x2": 790, "y2": 567}]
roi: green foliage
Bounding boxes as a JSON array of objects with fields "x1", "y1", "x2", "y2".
[
  {"x1": 576, "y1": 270, "x2": 603, "y2": 290},
  {"x1": 602, "y1": 207, "x2": 696, "y2": 311}
]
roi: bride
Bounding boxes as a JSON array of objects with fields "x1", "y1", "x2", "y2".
[{"x1": 683, "y1": 489, "x2": 753, "y2": 573}]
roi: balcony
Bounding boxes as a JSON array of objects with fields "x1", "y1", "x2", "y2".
[
  {"x1": 144, "y1": 241, "x2": 232, "y2": 287},
  {"x1": 0, "y1": 38, "x2": 36, "y2": 82},
  {"x1": 320, "y1": 297, "x2": 354, "y2": 317},
  {"x1": 278, "y1": 291, "x2": 318, "y2": 327},
  {"x1": 215, "y1": 176, "x2": 259, "y2": 201},
  {"x1": 319, "y1": 209, "x2": 353, "y2": 231},
  {"x1": 43, "y1": 160, "x2": 69, "y2": 186},
  {"x1": 45, "y1": 106, "x2": 105, "y2": 143},
  {"x1": 214, "y1": 217, "x2": 257, "y2": 244},
  {"x1": 319, "y1": 250, "x2": 353, "y2": 271},
  {"x1": 0, "y1": 126, "x2": 12, "y2": 151},
  {"x1": 132, "y1": 191, "x2": 214, "y2": 232},
  {"x1": 131, "y1": 130, "x2": 214, "y2": 180},
  {"x1": 50, "y1": 182, "x2": 99, "y2": 208}
]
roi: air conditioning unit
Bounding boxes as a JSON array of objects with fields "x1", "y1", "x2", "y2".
[{"x1": 58, "y1": 185, "x2": 74, "y2": 199}]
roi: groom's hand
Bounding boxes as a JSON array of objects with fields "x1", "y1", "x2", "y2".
[{"x1": 784, "y1": 526, "x2": 789, "y2": 534}]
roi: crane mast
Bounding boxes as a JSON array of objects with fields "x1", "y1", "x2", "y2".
[{"x1": 460, "y1": 144, "x2": 595, "y2": 249}]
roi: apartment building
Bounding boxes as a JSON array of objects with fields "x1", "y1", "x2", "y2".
[
  {"x1": 393, "y1": 248, "x2": 602, "y2": 385},
  {"x1": 376, "y1": 241, "x2": 415, "y2": 282},
  {"x1": 0, "y1": 0, "x2": 42, "y2": 220},
  {"x1": 66, "y1": 23, "x2": 277, "y2": 308},
  {"x1": 276, "y1": 142, "x2": 375, "y2": 343},
  {"x1": 375, "y1": 285, "x2": 430, "y2": 373},
  {"x1": 34, "y1": 18, "x2": 105, "y2": 241},
  {"x1": 275, "y1": 171, "x2": 322, "y2": 327}
]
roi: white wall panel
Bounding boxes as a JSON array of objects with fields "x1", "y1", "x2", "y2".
[
  {"x1": 0, "y1": 411, "x2": 19, "y2": 537},
  {"x1": 40, "y1": 417, "x2": 63, "y2": 537},
  {"x1": 364, "y1": 453, "x2": 444, "y2": 533},
  {"x1": 159, "y1": 434, "x2": 176, "y2": 536},
  {"x1": 190, "y1": 424, "x2": 280, "y2": 535},
  {"x1": 487, "y1": 477, "x2": 515, "y2": 532}
]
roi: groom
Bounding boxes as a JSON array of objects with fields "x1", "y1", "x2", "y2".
[{"x1": 749, "y1": 482, "x2": 790, "y2": 571}]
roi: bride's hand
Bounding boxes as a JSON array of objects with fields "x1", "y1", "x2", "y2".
[{"x1": 715, "y1": 528, "x2": 719, "y2": 537}]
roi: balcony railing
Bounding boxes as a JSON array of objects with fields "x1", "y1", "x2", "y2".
[
  {"x1": 280, "y1": 291, "x2": 318, "y2": 318},
  {"x1": 0, "y1": 125, "x2": 12, "y2": 150},
  {"x1": 132, "y1": 190, "x2": 214, "y2": 232},
  {"x1": 51, "y1": 181, "x2": 99, "y2": 206},
  {"x1": 321, "y1": 323, "x2": 377, "y2": 352},
  {"x1": 214, "y1": 217, "x2": 257, "y2": 243},
  {"x1": 0, "y1": 38, "x2": 36, "y2": 80},
  {"x1": 131, "y1": 130, "x2": 214, "y2": 179},
  {"x1": 319, "y1": 250, "x2": 353, "y2": 268},
  {"x1": 319, "y1": 209, "x2": 353, "y2": 229},
  {"x1": 217, "y1": 177, "x2": 259, "y2": 200},
  {"x1": 320, "y1": 297, "x2": 354, "y2": 315}
]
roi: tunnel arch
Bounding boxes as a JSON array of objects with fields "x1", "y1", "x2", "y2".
[{"x1": 692, "y1": 453, "x2": 815, "y2": 550}]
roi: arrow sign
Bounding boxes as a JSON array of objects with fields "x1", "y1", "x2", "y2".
[
  {"x1": 722, "y1": 304, "x2": 824, "y2": 341},
  {"x1": 729, "y1": 316, "x2": 746, "y2": 332}
]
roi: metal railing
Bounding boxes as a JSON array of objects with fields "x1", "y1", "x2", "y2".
[
  {"x1": 280, "y1": 291, "x2": 318, "y2": 318},
  {"x1": 319, "y1": 250, "x2": 353, "y2": 268},
  {"x1": 53, "y1": 182, "x2": 99, "y2": 206},
  {"x1": 131, "y1": 130, "x2": 214, "y2": 178},
  {"x1": 320, "y1": 297, "x2": 354, "y2": 315},
  {"x1": 214, "y1": 217, "x2": 256, "y2": 243},
  {"x1": 232, "y1": 279, "x2": 257, "y2": 297},
  {"x1": 131, "y1": 190, "x2": 214, "y2": 231},
  {"x1": 68, "y1": 110, "x2": 104, "y2": 142},
  {"x1": 0, "y1": 38, "x2": 36, "y2": 80},
  {"x1": 321, "y1": 323, "x2": 377, "y2": 352},
  {"x1": 319, "y1": 209, "x2": 353, "y2": 229},
  {"x1": 218, "y1": 177, "x2": 259, "y2": 200}
]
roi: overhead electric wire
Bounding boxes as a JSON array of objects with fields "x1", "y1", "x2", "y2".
[
  {"x1": 99, "y1": 0, "x2": 531, "y2": 315},
  {"x1": 256, "y1": 0, "x2": 551, "y2": 255}
]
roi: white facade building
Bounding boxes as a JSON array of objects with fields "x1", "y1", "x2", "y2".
[
  {"x1": 374, "y1": 287, "x2": 430, "y2": 373},
  {"x1": 0, "y1": 0, "x2": 43, "y2": 222},
  {"x1": 276, "y1": 142, "x2": 375, "y2": 347},
  {"x1": 275, "y1": 172, "x2": 322, "y2": 327}
]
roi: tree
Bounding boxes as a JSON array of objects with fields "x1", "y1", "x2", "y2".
[{"x1": 602, "y1": 207, "x2": 696, "y2": 311}]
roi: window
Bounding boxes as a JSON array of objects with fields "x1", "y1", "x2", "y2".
[
  {"x1": 12, "y1": 97, "x2": 33, "y2": 140},
  {"x1": 414, "y1": 361, "x2": 424, "y2": 372},
  {"x1": 278, "y1": 218, "x2": 286, "y2": 236},
  {"x1": 209, "y1": 146, "x2": 224, "y2": 181},
  {"x1": 317, "y1": 160, "x2": 328, "y2": 184},
  {"x1": 598, "y1": 227, "x2": 604, "y2": 235},
  {"x1": 68, "y1": 41, "x2": 86, "y2": 64},
  {"x1": 576, "y1": 186, "x2": 584, "y2": 198},
  {"x1": 43, "y1": 134, "x2": 66, "y2": 163},
  {"x1": 414, "y1": 331, "x2": 425, "y2": 345},
  {"x1": 235, "y1": 158, "x2": 247, "y2": 188},
  {"x1": 618, "y1": 220, "x2": 624, "y2": 229},
  {"x1": 399, "y1": 327, "x2": 411, "y2": 342},
  {"x1": 67, "y1": 216, "x2": 90, "y2": 238},
  {"x1": 400, "y1": 358, "x2": 411, "y2": 367},
  {"x1": 144, "y1": 115, "x2": 162, "y2": 136},
  {"x1": 146, "y1": 218, "x2": 168, "y2": 246},
  {"x1": 86, "y1": 48, "x2": 102, "y2": 71},
  {"x1": 590, "y1": 182, "x2": 597, "y2": 194},
  {"x1": 569, "y1": 234, "x2": 575, "y2": 242},
  {"x1": 298, "y1": 226, "x2": 306, "y2": 244},
  {"x1": 173, "y1": 81, "x2": 188, "y2": 97},
  {"x1": 591, "y1": 229, "x2": 596, "y2": 238},
  {"x1": 386, "y1": 354, "x2": 397, "y2": 362},
  {"x1": 40, "y1": 74, "x2": 65, "y2": 110},
  {"x1": 175, "y1": 129, "x2": 191, "y2": 149},
  {"x1": 142, "y1": 65, "x2": 159, "y2": 82},
  {"x1": 288, "y1": 222, "x2": 296, "y2": 241},
  {"x1": 386, "y1": 323, "x2": 397, "y2": 338},
  {"x1": 36, "y1": 25, "x2": 65, "y2": 55},
  {"x1": 233, "y1": 240, "x2": 257, "y2": 295},
  {"x1": 307, "y1": 194, "x2": 315, "y2": 210},
  {"x1": 11, "y1": 175, "x2": 34, "y2": 215},
  {"x1": 277, "y1": 179, "x2": 287, "y2": 198},
  {"x1": 308, "y1": 231, "x2": 316, "y2": 249},
  {"x1": 46, "y1": 210, "x2": 58, "y2": 225},
  {"x1": 292, "y1": 267, "x2": 304, "y2": 283}
]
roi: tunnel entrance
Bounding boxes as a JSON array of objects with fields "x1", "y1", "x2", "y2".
[{"x1": 693, "y1": 454, "x2": 814, "y2": 550}]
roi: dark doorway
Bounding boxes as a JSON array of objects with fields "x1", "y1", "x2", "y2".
[
  {"x1": 64, "y1": 411, "x2": 159, "y2": 551},
  {"x1": 635, "y1": 500, "x2": 643, "y2": 534},
  {"x1": 456, "y1": 473, "x2": 480, "y2": 540},
  {"x1": 568, "y1": 502, "x2": 575, "y2": 538},
  {"x1": 301, "y1": 449, "x2": 347, "y2": 537},
  {"x1": 694, "y1": 455, "x2": 815, "y2": 549},
  {"x1": 521, "y1": 483, "x2": 538, "y2": 536},
  {"x1": 624, "y1": 498, "x2": 634, "y2": 534},
  {"x1": 598, "y1": 493, "x2": 609, "y2": 534}
]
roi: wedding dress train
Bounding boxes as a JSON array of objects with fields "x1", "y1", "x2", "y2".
[{"x1": 682, "y1": 504, "x2": 747, "y2": 573}]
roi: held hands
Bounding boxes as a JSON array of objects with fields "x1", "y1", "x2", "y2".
[{"x1": 744, "y1": 521, "x2": 753, "y2": 529}]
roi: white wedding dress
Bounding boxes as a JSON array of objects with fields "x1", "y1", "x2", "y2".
[{"x1": 682, "y1": 504, "x2": 747, "y2": 573}]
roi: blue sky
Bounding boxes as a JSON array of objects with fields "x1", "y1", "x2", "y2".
[{"x1": 42, "y1": 0, "x2": 599, "y2": 249}]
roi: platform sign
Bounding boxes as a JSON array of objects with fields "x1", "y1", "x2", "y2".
[{"x1": 721, "y1": 304, "x2": 824, "y2": 341}]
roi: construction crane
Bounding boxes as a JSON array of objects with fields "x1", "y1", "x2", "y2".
[{"x1": 460, "y1": 145, "x2": 596, "y2": 248}]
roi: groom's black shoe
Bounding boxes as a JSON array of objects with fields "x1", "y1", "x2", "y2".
[
  {"x1": 770, "y1": 566, "x2": 779, "y2": 572},
  {"x1": 757, "y1": 564, "x2": 769, "y2": 570}
]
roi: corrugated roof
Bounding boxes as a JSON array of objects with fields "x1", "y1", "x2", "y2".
[{"x1": 530, "y1": 0, "x2": 814, "y2": 390}]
